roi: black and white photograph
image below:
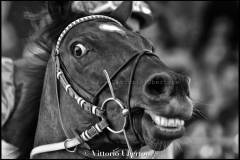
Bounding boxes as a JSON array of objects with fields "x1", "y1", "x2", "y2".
[{"x1": 1, "y1": 1, "x2": 239, "y2": 159}]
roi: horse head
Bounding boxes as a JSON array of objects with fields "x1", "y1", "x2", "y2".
[{"x1": 33, "y1": 1, "x2": 193, "y2": 158}]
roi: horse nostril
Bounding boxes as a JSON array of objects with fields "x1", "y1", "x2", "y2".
[{"x1": 144, "y1": 73, "x2": 173, "y2": 98}]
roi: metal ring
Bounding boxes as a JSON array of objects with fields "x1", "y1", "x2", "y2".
[
  {"x1": 85, "y1": 130, "x2": 91, "y2": 140},
  {"x1": 57, "y1": 71, "x2": 63, "y2": 79},
  {"x1": 64, "y1": 139, "x2": 77, "y2": 153},
  {"x1": 92, "y1": 105, "x2": 97, "y2": 115},
  {"x1": 101, "y1": 97, "x2": 127, "y2": 134},
  {"x1": 65, "y1": 84, "x2": 71, "y2": 92},
  {"x1": 81, "y1": 132, "x2": 88, "y2": 141},
  {"x1": 80, "y1": 100, "x2": 86, "y2": 107},
  {"x1": 95, "y1": 123, "x2": 102, "y2": 133},
  {"x1": 122, "y1": 109, "x2": 129, "y2": 116},
  {"x1": 77, "y1": 97, "x2": 83, "y2": 104}
]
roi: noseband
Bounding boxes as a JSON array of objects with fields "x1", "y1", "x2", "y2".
[{"x1": 30, "y1": 15, "x2": 158, "y2": 158}]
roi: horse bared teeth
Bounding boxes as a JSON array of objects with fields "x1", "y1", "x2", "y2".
[
  {"x1": 160, "y1": 117, "x2": 164, "y2": 126},
  {"x1": 174, "y1": 119, "x2": 178, "y2": 126},
  {"x1": 153, "y1": 115, "x2": 161, "y2": 125},
  {"x1": 145, "y1": 110, "x2": 185, "y2": 127},
  {"x1": 161, "y1": 117, "x2": 168, "y2": 126},
  {"x1": 180, "y1": 120, "x2": 185, "y2": 126},
  {"x1": 160, "y1": 118, "x2": 184, "y2": 127},
  {"x1": 176, "y1": 119, "x2": 181, "y2": 126},
  {"x1": 168, "y1": 119, "x2": 175, "y2": 127}
]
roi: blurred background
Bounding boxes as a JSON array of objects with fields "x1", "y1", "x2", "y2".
[{"x1": 1, "y1": 1, "x2": 239, "y2": 159}]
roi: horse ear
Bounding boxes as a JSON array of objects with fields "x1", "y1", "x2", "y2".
[
  {"x1": 110, "y1": 1, "x2": 133, "y2": 23},
  {"x1": 47, "y1": 1, "x2": 71, "y2": 20}
]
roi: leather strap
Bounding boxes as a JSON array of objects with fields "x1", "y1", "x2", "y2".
[
  {"x1": 30, "y1": 138, "x2": 80, "y2": 159},
  {"x1": 30, "y1": 118, "x2": 108, "y2": 158}
]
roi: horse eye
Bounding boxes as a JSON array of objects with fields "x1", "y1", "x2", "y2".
[{"x1": 73, "y1": 43, "x2": 87, "y2": 57}]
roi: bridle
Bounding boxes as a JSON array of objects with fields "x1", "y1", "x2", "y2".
[{"x1": 30, "y1": 15, "x2": 158, "y2": 159}]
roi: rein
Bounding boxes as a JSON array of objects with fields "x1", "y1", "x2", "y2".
[{"x1": 30, "y1": 15, "x2": 158, "y2": 159}]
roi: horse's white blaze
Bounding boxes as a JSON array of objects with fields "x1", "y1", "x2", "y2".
[{"x1": 99, "y1": 24, "x2": 126, "y2": 35}]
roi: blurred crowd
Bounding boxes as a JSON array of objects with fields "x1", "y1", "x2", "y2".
[
  {"x1": 142, "y1": 1, "x2": 239, "y2": 159},
  {"x1": 2, "y1": 1, "x2": 239, "y2": 159}
]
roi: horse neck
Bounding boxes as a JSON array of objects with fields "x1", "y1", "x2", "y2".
[
  {"x1": 33, "y1": 85, "x2": 94, "y2": 158},
  {"x1": 33, "y1": 58, "x2": 115, "y2": 158},
  {"x1": 33, "y1": 59, "x2": 65, "y2": 145}
]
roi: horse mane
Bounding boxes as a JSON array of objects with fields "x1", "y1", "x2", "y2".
[
  {"x1": 25, "y1": 8, "x2": 89, "y2": 48},
  {"x1": 21, "y1": 6, "x2": 91, "y2": 79}
]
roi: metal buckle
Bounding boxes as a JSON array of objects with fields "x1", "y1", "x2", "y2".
[
  {"x1": 64, "y1": 139, "x2": 77, "y2": 153},
  {"x1": 101, "y1": 97, "x2": 128, "y2": 134}
]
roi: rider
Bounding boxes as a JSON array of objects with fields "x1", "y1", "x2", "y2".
[
  {"x1": 23, "y1": 1, "x2": 153, "y2": 57},
  {"x1": 1, "y1": 1, "x2": 153, "y2": 158},
  {"x1": 70, "y1": 1, "x2": 152, "y2": 32}
]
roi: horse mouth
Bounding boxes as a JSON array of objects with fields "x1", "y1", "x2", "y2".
[
  {"x1": 139, "y1": 109, "x2": 186, "y2": 151},
  {"x1": 144, "y1": 110, "x2": 185, "y2": 138},
  {"x1": 145, "y1": 110, "x2": 184, "y2": 138}
]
